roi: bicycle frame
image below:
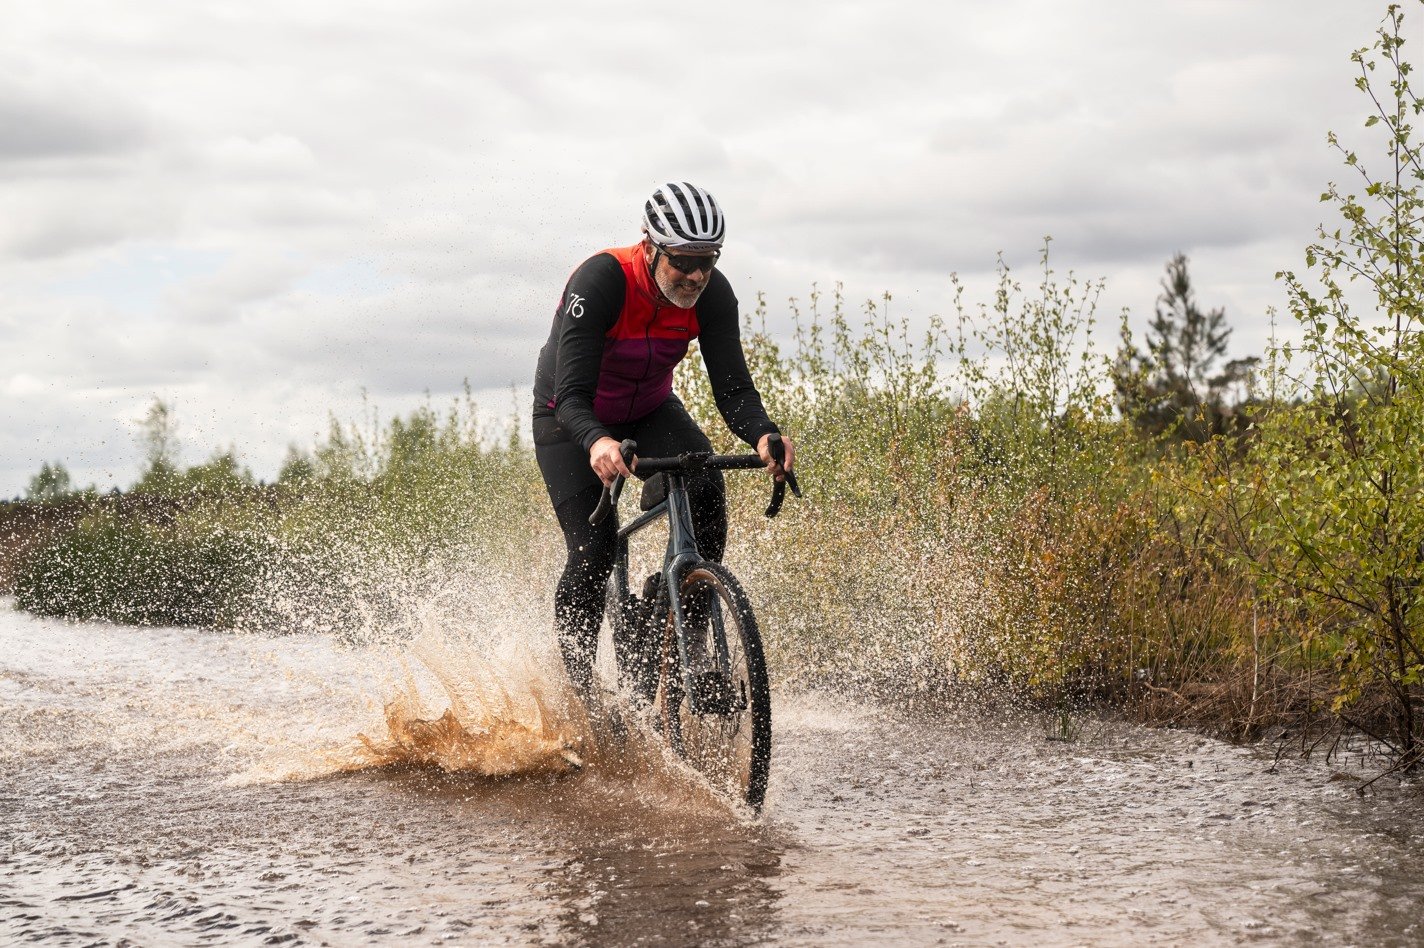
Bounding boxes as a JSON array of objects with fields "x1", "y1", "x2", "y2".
[
  {"x1": 591, "y1": 436, "x2": 795, "y2": 809},
  {"x1": 610, "y1": 470, "x2": 731, "y2": 714},
  {"x1": 593, "y1": 436, "x2": 798, "y2": 717}
]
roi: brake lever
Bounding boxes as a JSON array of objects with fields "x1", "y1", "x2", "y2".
[
  {"x1": 763, "y1": 433, "x2": 800, "y2": 518},
  {"x1": 588, "y1": 439, "x2": 639, "y2": 526}
]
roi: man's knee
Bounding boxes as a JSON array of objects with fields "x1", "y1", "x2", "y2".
[{"x1": 554, "y1": 485, "x2": 616, "y2": 566}]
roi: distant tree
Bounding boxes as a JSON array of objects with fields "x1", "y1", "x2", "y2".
[
  {"x1": 174, "y1": 451, "x2": 255, "y2": 496},
  {"x1": 1114, "y1": 253, "x2": 1257, "y2": 439},
  {"x1": 25, "y1": 461, "x2": 72, "y2": 502},
  {"x1": 134, "y1": 398, "x2": 181, "y2": 492},
  {"x1": 277, "y1": 446, "x2": 317, "y2": 489},
  {"x1": 1153, "y1": 253, "x2": 1231, "y2": 396}
]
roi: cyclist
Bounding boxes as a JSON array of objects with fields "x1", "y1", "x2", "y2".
[{"x1": 532, "y1": 181, "x2": 795, "y2": 700}]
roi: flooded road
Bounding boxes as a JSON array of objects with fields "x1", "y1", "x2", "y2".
[{"x1": 3, "y1": 600, "x2": 1423, "y2": 946}]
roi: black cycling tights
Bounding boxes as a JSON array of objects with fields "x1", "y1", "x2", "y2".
[{"x1": 552, "y1": 476, "x2": 726, "y2": 694}]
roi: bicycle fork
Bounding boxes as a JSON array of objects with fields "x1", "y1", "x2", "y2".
[{"x1": 662, "y1": 480, "x2": 741, "y2": 716}]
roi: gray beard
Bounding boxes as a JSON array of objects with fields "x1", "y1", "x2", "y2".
[{"x1": 655, "y1": 269, "x2": 707, "y2": 309}]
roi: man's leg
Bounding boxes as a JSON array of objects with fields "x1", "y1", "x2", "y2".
[
  {"x1": 550, "y1": 483, "x2": 617, "y2": 696},
  {"x1": 534, "y1": 420, "x2": 616, "y2": 697}
]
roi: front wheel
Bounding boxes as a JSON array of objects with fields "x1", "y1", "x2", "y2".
[{"x1": 654, "y1": 562, "x2": 772, "y2": 811}]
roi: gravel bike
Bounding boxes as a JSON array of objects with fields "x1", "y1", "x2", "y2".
[{"x1": 590, "y1": 434, "x2": 799, "y2": 811}]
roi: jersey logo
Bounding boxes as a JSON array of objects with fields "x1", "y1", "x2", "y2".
[{"x1": 566, "y1": 293, "x2": 586, "y2": 319}]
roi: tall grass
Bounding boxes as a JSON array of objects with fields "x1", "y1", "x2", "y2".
[
  {"x1": 673, "y1": 240, "x2": 1418, "y2": 765},
  {"x1": 677, "y1": 250, "x2": 1150, "y2": 703}
]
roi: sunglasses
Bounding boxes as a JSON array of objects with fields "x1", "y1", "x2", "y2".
[{"x1": 662, "y1": 249, "x2": 720, "y2": 274}]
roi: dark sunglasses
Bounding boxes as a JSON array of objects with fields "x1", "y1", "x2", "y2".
[{"x1": 662, "y1": 249, "x2": 720, "y2": 274}]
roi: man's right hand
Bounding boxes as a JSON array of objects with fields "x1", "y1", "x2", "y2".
[{"x1": 589, "y1": 436, "x2": 635, "y2": 486}]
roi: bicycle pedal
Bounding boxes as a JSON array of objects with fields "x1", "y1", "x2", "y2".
[{"x1": 689, "y1": 671, "x2": 745, "y2": 715}]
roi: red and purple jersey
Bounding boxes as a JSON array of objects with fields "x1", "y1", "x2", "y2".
[{"x1": 532, "y1": 244, "x2": 776, "y2": 453}]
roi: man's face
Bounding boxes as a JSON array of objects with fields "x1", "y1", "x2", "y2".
[{"x1": 644, "y1": 240, "x2": 718, "y2": 308}]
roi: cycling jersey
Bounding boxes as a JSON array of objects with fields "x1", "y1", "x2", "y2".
[{"x1": 531, "y1": 244, "x2": 778, "y2": 453}]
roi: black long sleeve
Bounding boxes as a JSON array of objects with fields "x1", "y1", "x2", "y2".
[
  {"x1": 693, "y1": 278, "x2": 780, "y2": 447},
  {"x1": 533, "y1": 254, "x2": 624, "y2": 451}
]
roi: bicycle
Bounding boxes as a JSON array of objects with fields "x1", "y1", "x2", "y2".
[{"x1": 590, "y1": 434, "x2": 799, "y2": 812}]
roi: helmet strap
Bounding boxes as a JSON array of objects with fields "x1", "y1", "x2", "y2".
[{"x1": 646, "y1": 244, "x2": 676, "y2": 306}]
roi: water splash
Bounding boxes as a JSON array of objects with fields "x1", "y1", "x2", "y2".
[
  {"x1": 231, "y1": 566, "x2": 595, "y2": 783},
  {"x1": 228, "y1": 564, "x2": 724, "y2": 795},
  {"x1": 351, "y1": 660, "x2": 583, "y2": 778}
]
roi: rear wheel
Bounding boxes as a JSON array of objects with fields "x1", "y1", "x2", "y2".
[{"x1": 654, "y1": 562, "x2": 771, "y2": 811}]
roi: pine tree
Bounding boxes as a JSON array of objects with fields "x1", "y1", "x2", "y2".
[
  {"x1": 1114, "y1": 253, "x2": 1254, "y2": 439},
  {"x1": 1151, "y1": 253, "x2": 1230, "y2": 397}
]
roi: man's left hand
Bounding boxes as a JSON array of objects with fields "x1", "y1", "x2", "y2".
[{"x1": 756, "y1": 433, "x2": 796, "y2": 482}]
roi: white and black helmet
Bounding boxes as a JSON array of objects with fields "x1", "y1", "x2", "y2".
[{"x1": 642, "y1": 182, "x2": 726, "y2": 251}]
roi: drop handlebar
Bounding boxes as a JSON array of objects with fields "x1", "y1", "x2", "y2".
[{"x1": 589, "y1": 433, "x2": 801, "y2": 526}]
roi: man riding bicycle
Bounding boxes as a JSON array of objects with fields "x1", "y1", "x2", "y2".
[{"x1": 532, "y1": 181, "x2": 795, "y2": 700}]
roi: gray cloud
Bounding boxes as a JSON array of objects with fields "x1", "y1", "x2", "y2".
[{"x1": 0, "y1": 60, "x2": 151, "y2": 162}]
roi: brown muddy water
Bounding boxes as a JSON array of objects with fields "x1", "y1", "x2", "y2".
[{"x1": 3, "y1": 599, "x2": 1423, "y2": 947}]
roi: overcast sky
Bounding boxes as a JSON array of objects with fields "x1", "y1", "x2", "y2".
[{"x1": 0, "y1": 1, "x2": 1404, "y2": 496}]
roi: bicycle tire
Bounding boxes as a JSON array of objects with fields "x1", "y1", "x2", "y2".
[{"x1": 653, "y1": 562, "x2": 772, "y2": 811}]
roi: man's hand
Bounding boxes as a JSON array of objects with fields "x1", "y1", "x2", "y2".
[
  {"x1": 589, "y1": 436, "x2": 635, "y2": 486},
  {"x1": 756, "y1": 432, "x2": 796, "y2": 482}
]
